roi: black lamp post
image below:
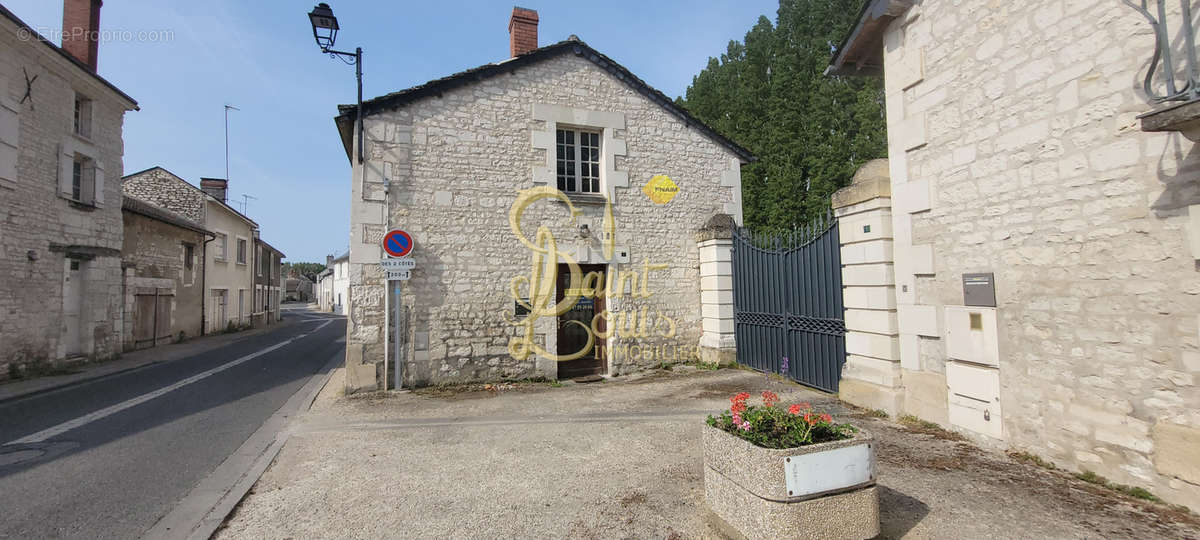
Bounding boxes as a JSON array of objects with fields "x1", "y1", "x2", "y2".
[{"x1": 308, "y1": 3, "x2": 364, "y2": 163}]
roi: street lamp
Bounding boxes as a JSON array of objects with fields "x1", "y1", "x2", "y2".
[{"x1": 307, "y1": 3, "x2": 364, "y2": 163}]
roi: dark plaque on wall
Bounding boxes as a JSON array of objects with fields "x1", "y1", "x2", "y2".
[
  {"x1": 962, "y1": 273, "x2": 997, "y2": 307},
  {"x1": 514, "y1": 299, "x2": 531, "y2": 318}
]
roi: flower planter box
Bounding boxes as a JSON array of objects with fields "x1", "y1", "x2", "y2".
[{"x1": 702, "y1": 423, "x2": 878, "y2": 540}]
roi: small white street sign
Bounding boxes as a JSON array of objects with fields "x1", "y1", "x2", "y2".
[
  {"x1": 380, "y1": 259, "x2": 416, "y2": 270},
  {"x1": 386, "y1": 269, "x2": 411, "y2": 281}
]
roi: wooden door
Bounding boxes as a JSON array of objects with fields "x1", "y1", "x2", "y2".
[{"x1": 556, "y1": 264, "x2": 606, "y2": 378}]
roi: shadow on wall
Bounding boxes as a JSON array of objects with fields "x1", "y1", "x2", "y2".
[
  {"x1": 400, "y1": 248, "x2": 447, "y2": 388},
  {"x1": 1151, "y1": 134, "x2": 1200, "y2": 216}
]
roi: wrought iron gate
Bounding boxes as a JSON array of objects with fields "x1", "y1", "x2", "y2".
[{"x1": 732, "y1": 212, "x2": 846, "y2": 392}]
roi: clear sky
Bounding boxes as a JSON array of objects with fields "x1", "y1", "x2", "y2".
[{"x1": 7, "y1": 0, "x2": 778, "y2": 263}]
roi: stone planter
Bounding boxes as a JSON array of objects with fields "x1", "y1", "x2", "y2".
[{"x1": 702, "y1": 424, "x2": 878, "y2": 540}]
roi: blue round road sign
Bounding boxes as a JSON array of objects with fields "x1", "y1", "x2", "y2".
[{"x1": 383, "y1": 229, "x2": 413, "y2": 258}]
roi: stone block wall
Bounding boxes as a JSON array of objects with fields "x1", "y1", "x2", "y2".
[
  {"x1": 874, "y1": 0, "x2": 1200, "y2": 508},
  {"x1": 122, "y1": 167, "x2": 206, "y2": 223},
  {"x1": 0, "y1": 18, "x2": 133, "y2": 376},
  {"x1": 347, "y1": 51, "x2": 744, "y2": 389},
  {"x1": 121, "y1": 210, "x2": 206, "y2": 346}
]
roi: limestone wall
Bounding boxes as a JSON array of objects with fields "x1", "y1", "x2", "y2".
[
  {"x1": 121, "y1": 210, "x2": 206, "y2": 345},
  {"x1": 347, "y1": 51, "x2": 744, "y2": 389},
  {"x1": 0, "y1": 16, "x2": 133, "y2": 374},
  {"x1": 122, "y1": 167, "x2": 206, "y2": 223},
  {"x1": 878, "y1": 0, "x2": 1200, "y2": 508}
]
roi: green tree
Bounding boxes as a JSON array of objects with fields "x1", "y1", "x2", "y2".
[
  {"x1": 284, "y1": 262, "x2": 326, "y2": 281},
  {"x1": 678, "y1": 0, "x2": 886, "y2": 231}
]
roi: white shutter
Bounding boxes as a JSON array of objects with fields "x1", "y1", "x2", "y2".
[
  {"x1": 58, "y1": 142, "x2": 72, "y2": 196},
  {"x1": 93, "y1": 162, "x2": 104, "y2": 206},
  {"x1": 0, "y1": 74, "x2": 16, "y2": 188}
]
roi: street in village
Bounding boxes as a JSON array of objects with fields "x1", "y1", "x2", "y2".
[{"x1": 0, "y1": 306, "x2": 345, "y2": 539}]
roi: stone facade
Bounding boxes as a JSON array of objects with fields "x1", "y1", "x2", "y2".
[
  {"x1": 0, "y1": 8, "x2": 137, "y2": 376},
  {"x1": 342, "y1": 41, "x2": 747, "y2": 391},
  {"x1": 121, "y1": 197, "x2": 210, "y2": 348},
  {"x1": 123, "y1": 167, "x2": 260, "y2": 334},
  {"x1": 830, "y1": 0, "x2": 1200, "y2": 509},
  {"x1": 253, "y1": 238, "x2": 284, "y2": 326}
]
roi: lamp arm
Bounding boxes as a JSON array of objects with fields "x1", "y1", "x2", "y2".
[{"x1": 321, "y1": 47, "x2": 360, "y2": 61}]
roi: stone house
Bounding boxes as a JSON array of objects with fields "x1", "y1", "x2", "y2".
[
  {"x1": 121, "y1": 195, "x2": 212, "y2": 349},
  {"x1": 285, "y1": 272, "x2": 314, "y2": 303},
  {"x1": 253, "y1": 238, "x2": 284, "y2": 326},
  {"x1": 0, "y1": 0, "x2": 138, "y2": 376},
  {"x1": 123, "y1": 167, "x2": 262, "y2": 334},
  {"x1": 335, "y1": 8, "x2": 751, "y2": 392},
  {"x1": 827, "y1": 0, "x2": 1200, "y2": 508}
]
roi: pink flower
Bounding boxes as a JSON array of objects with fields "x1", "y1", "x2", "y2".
[
  {"x1": 731, "y1": 412, "x2": 742, "y2": 425},
  {"x1": 739, "y1": 421, "x2": 751, "y2": 431}
]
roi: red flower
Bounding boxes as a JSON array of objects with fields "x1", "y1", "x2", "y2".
[
  {"x1": 761, "y1": 391, "x2": 779, "y2": 407},
  {"x1": 731, "y1": 401, "x2": 746, "y2": 414},
  {"x1": 788, "y1": 404, "x2": 802, "y2": 415},
  {"x1": 820, "y1": 413, "x2": 833, "y2": 423},
  {"x1": 803, "y1": 412, "x2": 816, "y2": 426},
  {"x1": 731, "y1": 392, "x2": 750, "y2": 403}
]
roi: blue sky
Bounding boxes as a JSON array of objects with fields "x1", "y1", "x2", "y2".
[{"x1": 7, "y1": 0, "x2": 777, "y2": 263}]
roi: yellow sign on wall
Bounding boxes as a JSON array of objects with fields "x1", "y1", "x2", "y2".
[{"x1": 642, "y1": 174, "x2": 679, "y2": 204}]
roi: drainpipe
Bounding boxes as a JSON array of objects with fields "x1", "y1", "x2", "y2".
[{"x1": 201, "y1": 234, "x2": 214, "y2": 336}]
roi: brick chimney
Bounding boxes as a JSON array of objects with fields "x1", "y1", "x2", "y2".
[
  {"x1": 200, "y1": 178, "x2": 228, "y2": 202},
  {"x1": 62, "y1": 0, "x2": 102, "y2": 71},
  {"x1": 508, "y1": 7, "x2": 538, "y2": 57}
]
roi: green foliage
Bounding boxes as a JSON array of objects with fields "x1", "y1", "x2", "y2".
[
  {"x1": 707, "y1": 391, "x2": 855, "y2": 449},
  {"x1": 678, "y1": 0, "x2": 887, "y2": 231},
  {"x1": 284, "y1": 262, "x2": 327, "y2": 281},
  {"x1": 1073, "y1": 470, "x2": 1163, "y2": 502}
]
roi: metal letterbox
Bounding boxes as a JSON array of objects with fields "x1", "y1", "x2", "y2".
[{"x1": 962, "y1": 273, "x2": 996, "y2": 307}]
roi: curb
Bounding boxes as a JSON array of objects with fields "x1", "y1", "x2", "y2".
[{"x1": 142, "y1": 343, "x2": 344, "y2": 540}]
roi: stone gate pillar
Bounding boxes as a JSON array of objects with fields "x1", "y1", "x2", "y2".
[
  {"x1": 831, "y1": 159, "x2": 903, "y2": 414},
  {"x1": 696, "y1": 214, "x2": 737, "y2": 365}
]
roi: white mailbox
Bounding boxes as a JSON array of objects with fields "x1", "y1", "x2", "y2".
[{"x1": 946, "y1": 361, "x2": 1003, "y2": 439}]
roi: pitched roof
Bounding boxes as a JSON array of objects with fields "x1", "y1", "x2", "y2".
[
  {"x1": 122, "y1": 195, "x2": 213, "y2": 236},
  {"x1": 0, "y1": 4, "x2": 138, "y2": 110},
  {"x1": 122, "y1": 166, "x2": 259, "y2": 229},
  {"x1": 255, "y1": 237, "x2": 286, "y2": 259},
  {"x1": 333, "y1": 37, "x2": 754, "y2": 163},
  {"x1": 825, "y1": 0, "x2": 914, "y2": 76}
]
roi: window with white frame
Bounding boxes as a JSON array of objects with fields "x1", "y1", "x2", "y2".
[
  {"x1": 70, "y1": 154, "x2": 96, "y2": 205},
  {"x1": 73, "y1": 93, "x2": 93, "y2": 139},
  {"x1": 215, "y1": 233, "x2": 228, "y2": 261},
  {"x1": 556, "y1": 128, "x2": 600, "y2": 194},
  {"x1": 236, "y1": 238, "x2": 248, "y2": 265}
]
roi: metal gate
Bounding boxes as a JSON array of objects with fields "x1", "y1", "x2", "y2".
[{"x1": 732, "y1": 212, "x2": 846, "y2": 392}]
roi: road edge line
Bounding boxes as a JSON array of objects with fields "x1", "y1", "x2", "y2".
[{"x1": 141, "y1": 334, "x2": 344, "y2": 540}]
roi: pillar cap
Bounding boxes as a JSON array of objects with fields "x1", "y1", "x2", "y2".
[
  {"x1": 832, "y1": 159, "x2": 890, "y2": 210},
  {"x1": 695, "y1": 213, "x2": 737, "y2": 242}
]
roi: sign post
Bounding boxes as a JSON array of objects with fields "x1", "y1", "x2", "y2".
[{"x1": 381, "y1": 229, "x2": 414, "y2": 390}]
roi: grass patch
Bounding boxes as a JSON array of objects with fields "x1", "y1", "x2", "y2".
[
  {"x1": 898, "y1": 415, "x2": 965, "y2": 440},
  {"x1": 864, "y1": 408, "x2": 889, "y2": 419},
  {"x1": 1073, "y1": 470, "x2": 1163, "y2": 503},
  {"x1": 692, "y1": 361, "x2": 720, "y2": 371},
  {"x1": 1008, "y1": 450, "x2": 1057, "y2": 470}
]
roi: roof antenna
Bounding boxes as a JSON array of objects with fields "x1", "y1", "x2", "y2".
[{"x1": 224, "y1": 104, "x2": 240, "y2": 183}]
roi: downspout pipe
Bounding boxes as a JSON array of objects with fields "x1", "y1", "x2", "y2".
[{"x1": 201, "y1": 234, "x2": 215, "y2": 336}]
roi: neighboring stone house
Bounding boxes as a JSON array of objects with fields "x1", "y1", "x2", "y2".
[
  {"x1": 121, "y1": 196, "x2": 212, "y2": 349},
  {"x1": 254, "y1": 238, "x2": 284, "y2": 326},
  {"x1": 329, "y1": 253, "x2": 349, "y2": 315},
  {"x1": 827, "y1": 0, "x2": 1200, "y2": 509},
  {"x1": 123, "y1": 168, "x2": 262, "y2": 334},
  {"x1": 335, "y1": 8, "x2": 751, "y2": 391},
  {"x1": 0, "y1": 1, "x2": 138, "y2": 376},
  {"x1": 316, "y1": 266, "x2": 334, "y2": 312},
  {"x1": 285, "y1": 272, "x2": 314, "y2": 303}
]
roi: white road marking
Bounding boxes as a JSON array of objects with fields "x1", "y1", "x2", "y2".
[{"x1": 5, "y1": 320, "x2": 333, "y2": 446}]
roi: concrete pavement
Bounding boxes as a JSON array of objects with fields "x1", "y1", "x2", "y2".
[{"x1": 0, "y1": 307, "x2": 345, "y2": 539}]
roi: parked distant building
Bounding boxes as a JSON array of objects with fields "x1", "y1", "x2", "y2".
[
  {"x1": 123, "y1": 167, "x2": 267, "y2": 334},
  {"x1": 121, "y1": 196, "x2": 212, "y2": 349},
  {"x1": 328, "y1": 253, "x2": 349, "y2": 315},
  {"x1": 285, "y1": 272, "x2": 314, "y2": 303},
  {"x1": 254, "y1": 238, "x2": 284, "y2": 326},
  {"x1": 827, "y1": 0, "x2": 1200, "y2": 510},
  {"x1": 0, "y1": 0, "x2": 138, "y2": 376},
  {"x1": 337, "y1": 8, "x2": 749, "y2": 391},
  {"x1": 316, "y1": 266, "x2": 334, "y2": 312}
]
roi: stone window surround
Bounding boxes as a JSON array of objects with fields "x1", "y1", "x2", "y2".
[
  {"x1": 73, "y1": 90, "x2": 94, "y2": 140},
  {"x1": 58, "y1": 135, "x2": 104, "y2": 207},
  {"x1": 235, "y1": 236, "x2": 248, "y2": 265},
  {"x1": 530, "y1": 103, "x2": 629, "y2": 200},
  {"x1": 212, "y1": 230, "x2": 229, "y2": 262}
]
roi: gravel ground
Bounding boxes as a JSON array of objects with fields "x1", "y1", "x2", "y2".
[{"x1": 216, "y1": 367, "x2": 1200, "y2": 539}]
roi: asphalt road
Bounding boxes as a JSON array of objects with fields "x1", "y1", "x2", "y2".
[{"x1": 0, "y1": 307, "x2": 345, "y2": 539}]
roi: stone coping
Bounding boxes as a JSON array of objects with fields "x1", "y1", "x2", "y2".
[{"x1": 702, "y1": 423, "x2": 875, "y2": 503}]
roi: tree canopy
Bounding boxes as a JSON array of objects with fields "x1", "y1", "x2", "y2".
[
  {"x1": 284, "y1": 262, "x2": 327, "y2": 281},
  {"x1": 678, "y1": 0, "x2": 886, "y2": 231}
]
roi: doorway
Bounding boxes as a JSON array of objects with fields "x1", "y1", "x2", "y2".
[
  {"x1": 62, "y1": 258, "x2": 85, "y2": 356},
  {"x1": 556, "y1": 263, "x2": 606, "y2": 379}
]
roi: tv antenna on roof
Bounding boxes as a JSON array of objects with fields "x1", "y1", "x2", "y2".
[{"x1": 237, "y1": 193, "x2": 258, "y2": 215}]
